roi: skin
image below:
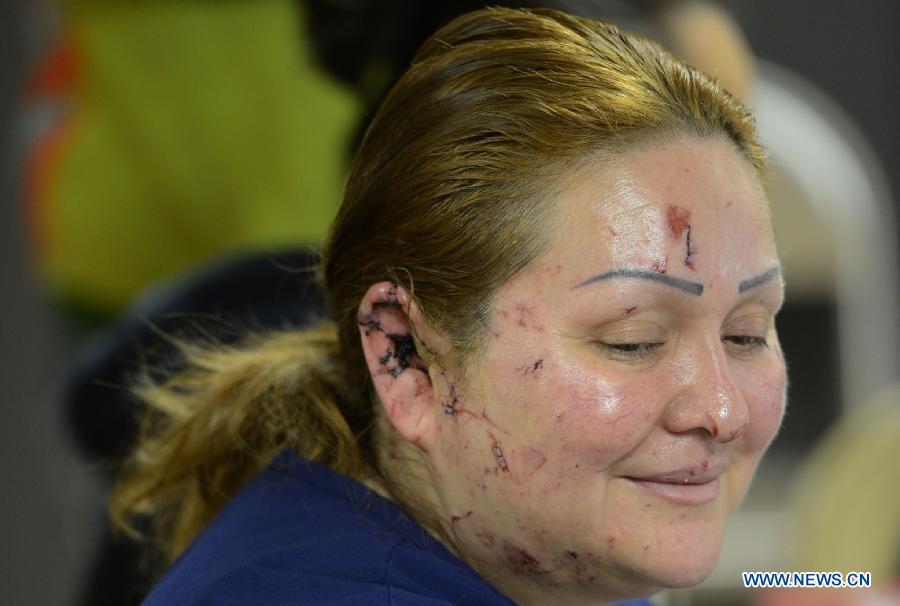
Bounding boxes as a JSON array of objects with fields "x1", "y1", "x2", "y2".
[{"x1": 357, "y1": 134, "x2": 786, "y2": 605}]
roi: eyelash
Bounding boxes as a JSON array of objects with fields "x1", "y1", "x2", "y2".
[
  {"x1": 722, "y1": 335, "x2": 769, "y2": 354},
  {"x1": 598, "y1": 335, "x2": 768, "y2": 361},
  {"x1": 598, "y1": 342, "x2": 663, "y2": 361}
]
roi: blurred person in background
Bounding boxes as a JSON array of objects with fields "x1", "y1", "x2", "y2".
[
  {"x1": 21, "y1": 0, "x2": 359, "y2": 329},
  {"x1": 20, "y1": 5, "x2": 357, "y2": 601}
]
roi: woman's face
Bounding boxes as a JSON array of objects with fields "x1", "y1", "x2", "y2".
[{"x1": 428, "y1": 135, "x2": 786, "y2": 604}]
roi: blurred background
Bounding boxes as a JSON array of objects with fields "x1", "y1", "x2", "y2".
[{"x1": 1, "y1": 1, "x2": 897, "y2": 604}]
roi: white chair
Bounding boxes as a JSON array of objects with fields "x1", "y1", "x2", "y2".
[{"x1": 753, "y1": 59, "x2": 899, "y2": 411}]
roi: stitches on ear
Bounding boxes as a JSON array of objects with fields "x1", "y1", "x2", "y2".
[
  {"x1": 357, "y1": 285, "x2": 425, "y2": 379},
  {"x1": 384, "y1": 333, "x2": 416, "y2": 378}
]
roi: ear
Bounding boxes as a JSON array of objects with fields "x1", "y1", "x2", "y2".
[{"x1": 357, "y1": 281, "x2": 444, "y2": 450}]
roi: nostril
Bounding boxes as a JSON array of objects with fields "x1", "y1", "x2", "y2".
[
  {"x1": 705, "y1": 411, "x2": 719, "y2": 437},
  {"x1": 713, "y1": 400, "x2": 749, "y2": 443}
]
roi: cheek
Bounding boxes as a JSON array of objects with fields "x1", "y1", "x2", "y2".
[
  {"x1": 724, "y1": 359, "x2": 785, "y2": 510},
  {"x1": 498, "y1": 348, "x2": 667, "y2": 475},
  {"x1": 475, "y1": 295, "x2": 669, "y2": 488},
  {"x1": 738, "y1": 357, "x2": 787, "y2": 454}
]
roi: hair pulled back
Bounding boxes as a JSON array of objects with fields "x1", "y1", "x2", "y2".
[{"x1": 111, "y1": 6, "x2": 765, "y2": 565}]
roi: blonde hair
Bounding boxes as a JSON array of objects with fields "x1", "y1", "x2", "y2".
[{"x1": 111, "y1": 6, "x2": 765, "y2": 567}]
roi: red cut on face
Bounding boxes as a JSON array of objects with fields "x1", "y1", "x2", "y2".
[{"x1": 666, "y1": 205, "x2": 691, "y2": 238}]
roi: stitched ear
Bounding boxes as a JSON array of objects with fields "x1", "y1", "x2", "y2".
[{"x1": 357, "y1": 282, "x2": 442, "y2": 450}]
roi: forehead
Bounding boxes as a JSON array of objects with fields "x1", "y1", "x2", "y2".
[{"x1": 545, "y1": 135, "x2": 775, "y2": 279}]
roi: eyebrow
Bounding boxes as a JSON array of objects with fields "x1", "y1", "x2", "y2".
[
  {"x1": 574, "y1": 269, "x2": 704, "y2": 296},
  {"x1": 738, "y1": 266, "x2": 782, "y2": 293}
]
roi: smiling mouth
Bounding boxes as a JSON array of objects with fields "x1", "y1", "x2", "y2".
[
  {"x1": 624, "y1": 461, "x2": 726, "y2": 505},
  {"x1": 624, "y1": 477, "x2": 720, "y2": 505}
]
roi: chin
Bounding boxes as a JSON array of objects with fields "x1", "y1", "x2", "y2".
[
  {"x1": 657, "y1": 554, "x2": 720, "y2": 588},
  {"x1": 636, "y1": 535, "x2": 724, "y2": 590},
  {"x1": 595, "y1": 478, "x2": 731, "y2": 593},
  {"x1": 602, "y1": 551, "x2": 720, "y2": 605},
  {"x1": 612, "y1": 515, "x2": 726, "y2": 592}
]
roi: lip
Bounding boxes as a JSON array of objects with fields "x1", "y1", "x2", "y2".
[{"x1": 624, "y1": 460, "x2": 726, "y2": 506}]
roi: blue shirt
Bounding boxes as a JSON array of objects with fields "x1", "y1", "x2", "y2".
[{"x1": 144, "y1": 451, "x2": 653, "y2": 605}]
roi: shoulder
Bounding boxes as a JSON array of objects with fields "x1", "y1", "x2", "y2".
[
  {"x1": 146, "y1": 526, "x2": 509, "y2": 606},
  {"x1": 159, "y1": 540, "x2": 499, "y2": 606},
  {"x1": 143, "y1": 454, "x2": 514, "y2": 606}
]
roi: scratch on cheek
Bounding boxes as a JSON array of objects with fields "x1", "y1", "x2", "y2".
[
  {"x1": 542, "y1": 262, "x2": 563, "y2": 276},
  {"x1": 481, "y1": 409, "x2": 509, "y2": 435},
  {"x1": 518, "y1": 446, "x2": 547, "y2": 478},
  {"x1": 516, "y1": 358, "x2": 544, "y2": 376},
  {"x1": 475, "y1": 528, "x2": 495, "y2": 547},
  {"x1": 450, "y1": 510, "x2": 473, "y2": 526},
  {"x1": 513, "y1": 300, "x2": 545, "y2": 331},
  {"x1": 457, "y1": 408, "x2": 510, "y2": 436},
  {"x1": 443, "y1": 383, "x2": 459, "y2": 416},
  {"x1": 574, "y1": 561, "x2": 596, "y2": 585},
  {"x1": 603, "y1": 404, "x2": 634, "y2": 424},
  {"x1": 502, "y1": 540, "x2": 548, "y2": 574},
  {"x1": 490, "y1": 436, "x2": 509, "y2": 472}
]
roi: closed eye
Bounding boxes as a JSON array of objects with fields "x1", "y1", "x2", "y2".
[
  {"x1": 722, "y1": 335, "x2": 768, "y2": 356},
  {"x1": 598, "y1": 342, "x2": 664, "y2": 361}
]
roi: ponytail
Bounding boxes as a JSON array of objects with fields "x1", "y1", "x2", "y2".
[{"x1": 110, "y1": 322, "x2": 373, "y2": 563}]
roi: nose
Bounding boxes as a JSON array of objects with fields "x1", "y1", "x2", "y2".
[{"x1": 662, "y1": 334, "x2": 749, "y2": 443}]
